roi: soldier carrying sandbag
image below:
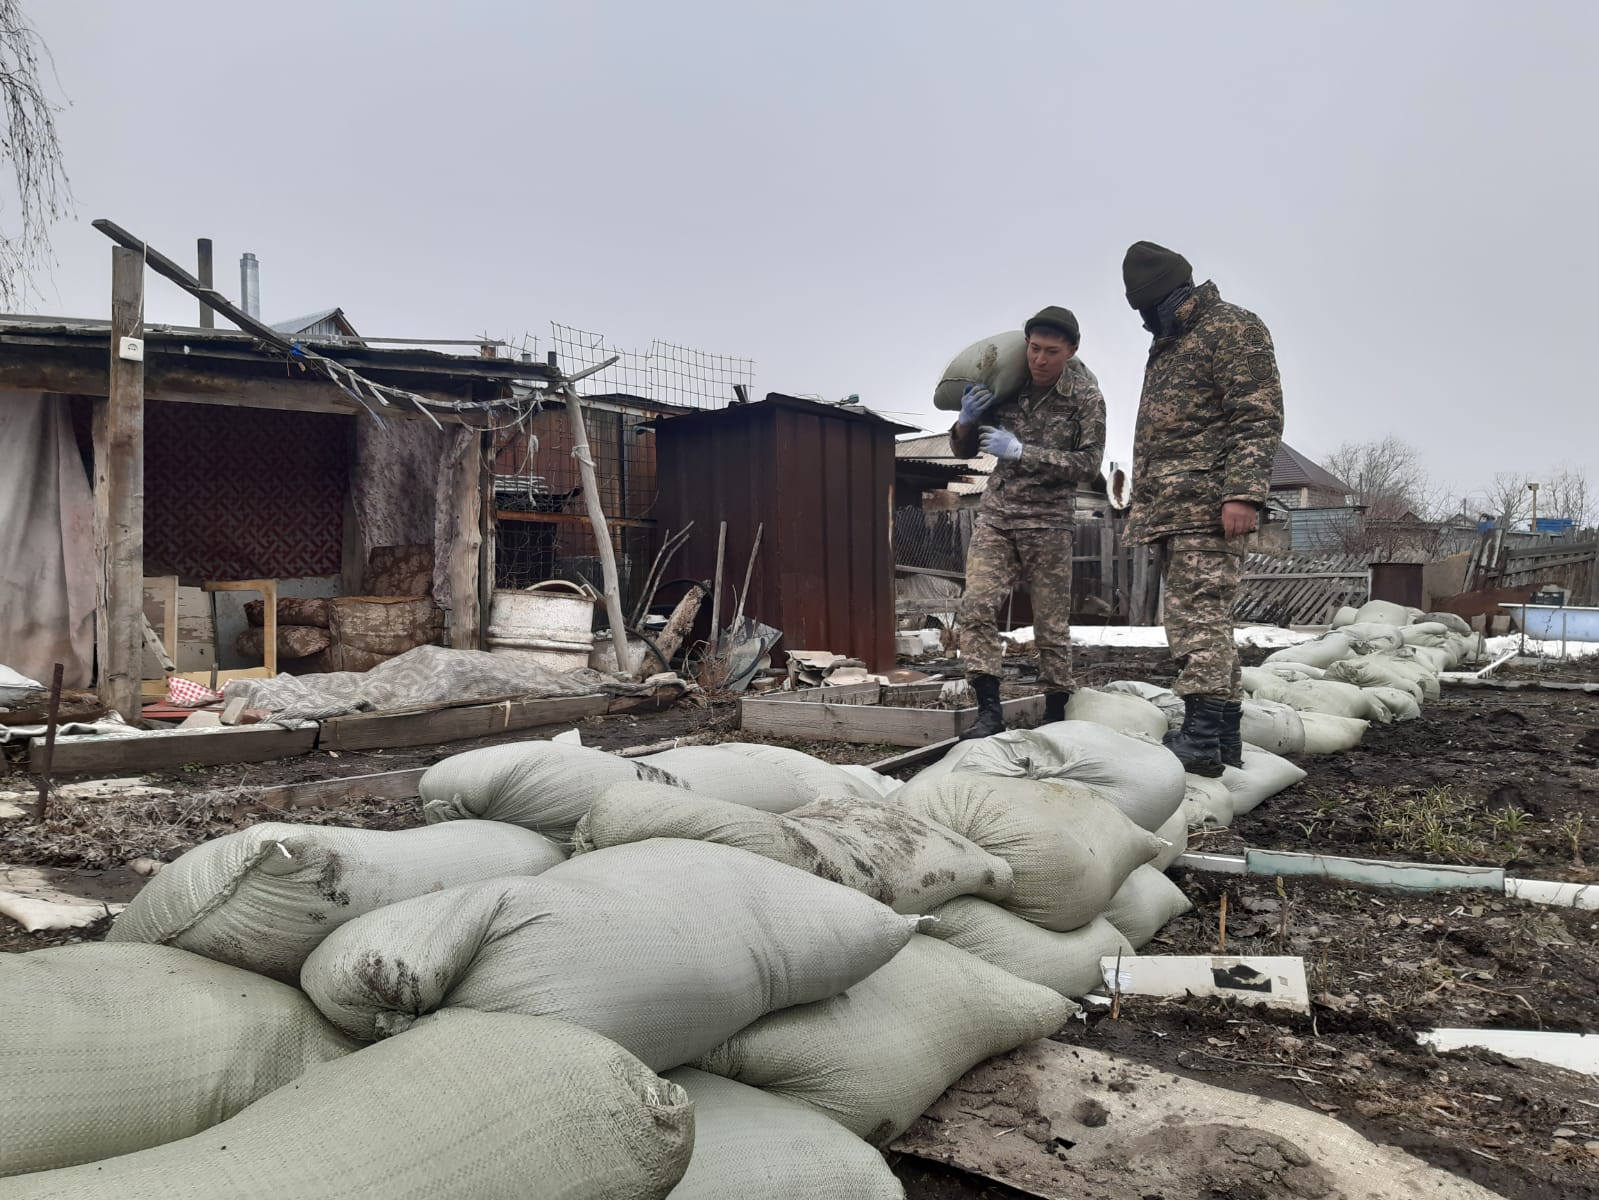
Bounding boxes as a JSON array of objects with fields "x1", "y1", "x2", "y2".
[
  {"x1": 1121, "y1": 241, "x2": 1285, "y2": 776},
  {"x1": 950, "y1": 307, "x2": 1106, "y2": 739}
]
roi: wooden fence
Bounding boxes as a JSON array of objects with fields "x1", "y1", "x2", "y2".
[
  {"x1": 1477, "y1": 538, "x2": 1599, "y2": 604},
  {"x1": 1233, "y1": 553, "x2": 1369, "y2": 627}
]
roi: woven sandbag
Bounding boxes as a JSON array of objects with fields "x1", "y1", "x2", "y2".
[
  {"x1": 1152, "y1": 806, "x2": 1189, "y2": 870},
  {"x1": 1353, "y1": 599, "x2": 1415, "y2": 627},
  {"x1": 1222, "y1": 746, "x2": 1307, "y2": 816},
  {"x1": 1420, "y1": 611, "x2": 1472, "y2": 635},
  {"x1": 420, "y1": 742, "x2": 689, "y2": 840},
  {"x1": 1323, "y1": 654, "x2": 1427, "y2": 703},
  {"x1": 1263, "y1": 632, "x2": 1356, "y2": 670},
  {"x1": 1101, "y1": 680, "x2": 1186, "y2": 729},
  {"x1": 0, "y1": 943, "x2": 355, "y2": 1179},
  {"x1": 1240, "y1": 698, "x2": 1306, "y2": 756},
  {"x1": 1330, "y1": 605, "x2": 1358, "y2": 627},
  {"x1": 663, "y1": 1069, "x2": 903, "y2": 1200},
  {"x1": 1061, "y1": 688, "x2": 1170, "y2": 739},
  {"x1": 301, "y1": 839, "x2": 919, "y2": 1069},
  {"x1": 708, "y1": 742, "x2": 886, "y2": 802},
  {"x1": 108, "y1": 820, "x2": 564, "y2": 984},
  {"x1": 1379, "y1": 648, "x2": 1443, "y2": 700},
  {"x1": 634, "y1": 746, "x2": 825, "y2": 812},
  {"x1": 895, "y1": 775, "x2": 1159, "y2": 932},
  {"x1": 1365, "y1": 685, "x2": 1422, "y2": 722},
  {"x1": 572, "y1": 782, "x2": 1011, "y2": 914},
  {"x1": 1299, "y1": 711, "x2": 1369, "y2": 754},
  {"x1": 835, "y1": 763, "x2": 900, "y2": 798},
  {"x1": 1103, "y1": 865, "x2": 1194, "y2": 949},
  {"x1": 1398, "y1": 621, "x2": 1451, "y2": 648},
  {"x1": 916, "y1": 721, "x2": 1186, "y2": 834},
  {"x1": 1, "y1": 1010, "x2": 693, "y2": 1200},
  {"x1": 694, "y1": 935, "x2": 1073, "y2": 1146},
  {"x1": 1239, "y1": 667, "x2": 1289, "y2": 704},
  {"x1": 1336, "y1": 622, "x2": 1407, "y2": 654},
  {"x1": 1261, "y1": 661, "x2": 1326, "y2": 681},
  {"x1": 1277, "y1": 678, "x2": 1387, "y2": 722},
  {"x1": 1183, "y1": 775, "x2": 1237, "y2": 829},
  {"x1": 1402, "y1": 644, "x2": 1452, "y2": 677},
  {"x1": 923, "y1": 898, "x2": 1131, "y2": 999}
]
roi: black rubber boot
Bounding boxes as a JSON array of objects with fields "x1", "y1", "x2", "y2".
[
  {"x1": 960, "y1": 674, "x2": 1006, "y2": 740},
  {"x1": 1220, "y1": 700, "x2": 1244, "y2": 769},
  {"x1": 1043, "y1": 689, "x2": 1073, "y2": 724},
  {"x1": 1163, "y1": 694, "x2": 1227, "y2": 777}
]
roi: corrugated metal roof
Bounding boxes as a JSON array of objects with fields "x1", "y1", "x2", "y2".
[{"x1": 1272, "y1": 443, "x2": 1351, "y2": 495}]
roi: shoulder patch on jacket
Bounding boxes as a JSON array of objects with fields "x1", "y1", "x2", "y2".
[{"x1": 1246, "y1": 351, "x2": 1276, "y2": 382}]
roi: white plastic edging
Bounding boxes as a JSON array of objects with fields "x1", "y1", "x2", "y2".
[{"x1": 1420, "y1": 1028, "x2": 1599, "y2": 1077}]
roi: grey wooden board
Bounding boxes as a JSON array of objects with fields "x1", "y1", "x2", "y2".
[{"x1": 741, "y1": 694, "x2": 1045, "y2": 747}]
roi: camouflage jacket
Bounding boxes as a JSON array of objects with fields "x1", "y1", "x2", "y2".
[
  {"x1": 1129, "y1": 282, "x2": 1284, "y2": 544},
  {"x1": 950, "y1": 355, "x2": 1106, "y2": 529}
]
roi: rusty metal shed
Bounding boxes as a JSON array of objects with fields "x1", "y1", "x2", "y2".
[{"x1": 653, "y1": 394, "x2": 911, "y2": 671}]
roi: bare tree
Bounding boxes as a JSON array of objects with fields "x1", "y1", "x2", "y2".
[
  {"x1": 1482, "y1": 471, "x2": 1533, "y2": 529},
  {"x1": 1322, "y1": 436, "x2": 1440, "y2": 519},
  {"x1": 0, "y1": 0, "x2": 70, "y2": 307},
  {"x1": 1542, "y1": 464, "x2": 1595, "y2": 530}
]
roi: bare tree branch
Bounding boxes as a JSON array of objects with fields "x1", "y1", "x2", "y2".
[{"x1": 0, "y1": 0, "x2": 71, "y2": 307}]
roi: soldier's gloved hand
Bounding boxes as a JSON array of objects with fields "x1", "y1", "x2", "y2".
[
  {"x1": 979, "y1": 426, "x2": 1022, "y2": 462},
  {"x1": 959, "y1": 384, "x2": 997, "y2": 427}
]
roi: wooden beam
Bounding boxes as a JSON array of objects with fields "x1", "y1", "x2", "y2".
[
  {"x1": 99, "y1": 248, "x2": 146, "y2": 722},
  {"x1": 866, "y1": 737, "x2": 959, "y2": 774},
  {"x1": 894, "y1": 564, "x2": 965, "y2": 581},
  {"x1": 739, "y1": 694, "x2": 1044, "y2": 747},
  {"x1": 318, "y1": 693, "x2": 609, "y2": 752},
  {"x1": 31, "y1": 723, "x2": 318, "y2": 775},
  {"x1": 255, "y1": 767, "x2": 428, "y2": 812},
  {"x1": 495, "y1": 510, "x2": 658, "y2": 530}
]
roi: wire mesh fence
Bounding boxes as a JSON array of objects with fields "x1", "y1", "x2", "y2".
[{"x1": 549, "y1": 323, "x2": 755, "y2": 411}]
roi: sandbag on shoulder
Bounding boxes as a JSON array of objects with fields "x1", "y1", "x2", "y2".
[
  {"x1": 663, "y1": 1069, "x2": 904, "y2": 1200},
  {"x1": 694, "y1": 935, "x2": 1074, "y2": 1146},
  {"x1": 1061, "y1": 687, "x2": 1170, "y2": 739},
  {"x1": 1183, "y1": 774, "x2": 1237, "y2": 829},
  {"x1": 1103, "y1": 864, "x2": 1194, "y2": 949},
  {"x1": 1240, "y1": 698, "x2": 1306, "y2": 756},
  {"x1": 108, "y1": 820, "x2": 565, "y2": 983},
  {"x1": 1, "y1": 1010, "x2": 694, "y2": 1200},
  {"x1": 1299, "y1": 711, "x2": 1369, "y2": 754},
  {"x1": 420, "y1": 741, "x2": 681, "y2": 839},
  {"x1": 1222, "y1": 746, "x2": 1308, "y2": 816},
  {"x1": 693, "y1": 742, "x2": 885, "y2": 803},
  {"x1": 916, "y1": 721, "x2": 1186, "y2": 833},
  {"x1": 301, "y1": 838, "x2": 918, "y2": 1069},
  {"x1": 1277, "y1": 678, "x2": 1387, "y2": 722},
  {"x1": 895, "y1": 775, "x2": 1160, "y2": 932},
  {"x1": 0, "y1": 943, "x2": 355, "y2": 1179},
  {"x1": 1263, "y1": 632, "x2": 1355, "y2": 670},
  {"x1": 572, "y1": 781, "x2": 1012, "y2": 913},
  {"x1": 924, "y1": 899, "x2": 1132, "y2": 999}
]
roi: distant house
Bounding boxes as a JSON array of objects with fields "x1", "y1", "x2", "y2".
[
  {"x1": 272, "y1": 307, "x2": 363, "y2": 342},
  {"x1": 1271, "y1": 443, "x2": 1352, "y2": 509}
]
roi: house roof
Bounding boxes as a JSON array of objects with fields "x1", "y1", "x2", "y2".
[
  {"x1": 1272, "y1": 443, "x2": 1351, "y2": 495},
  {"x1": 895, "y1": 431, "x2": 996, "y2": 476},
  {"x1": 271, "y1": 307, "x2": 359, "y2": 338},
  {"x1": 653, "y1": 392, "x2": 917, "y2": 435}
]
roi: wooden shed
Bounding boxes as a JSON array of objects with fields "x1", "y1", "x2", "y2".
[{"x1": 653, "y1": 394, "x2": 910, "y2": 671}]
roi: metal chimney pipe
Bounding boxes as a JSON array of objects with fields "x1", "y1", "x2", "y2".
[
  {"x1": 239, "y1": 252, "x2": 260, "y2": 319},
  {"x1": 197, "y1": 239, "x2": 214, "y2": 328}
]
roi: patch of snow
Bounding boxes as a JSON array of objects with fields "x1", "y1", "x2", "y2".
[
  {"x1": 1482, "y1": 635, "x2": 1599, "y2": 661},
  {"x1": 1001, "y1": 625, "x2": 1316, "y2": 651}
]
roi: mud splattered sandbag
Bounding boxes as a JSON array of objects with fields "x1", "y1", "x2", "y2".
[
  {"x1": 420, "y1": 741, "x2": 682, "y2": 840},
  {"x1": 1103, "y1": 865, "x2": 1194, "y2": 949},
  {"x1": 694, "y1": 935, "x2": 1074, "y2": 1146},
  {"x1": 663, "y1": 1069, "x2": 904, "y2": 1200},
  {"x1": 1263, "y1": 632, "x2": 1355, "y2": 670},
  {"x1": 1240, "y1": 699, "x2": 1306, "y2": 756},
  {"x1": 1, "y1": 1010, "x2": 693, "y2": 1200},
  {"x1": 709, "y1": 742, "x2": 886, "y2": 802},
  {"x1": 1298, "y1": 711, "x2": 1369, "y2": 754},
  {"x1": 923, "y1": 899, "x2": 1132, "y2": 998},
  {"x1": 1239, "y1": 667, "x2": 1290, "y2": 704},
  {"x1": 1183, "y1": 774, "x2": 1236, "y2": 829},
  {"x1": 1102, "y1": 680, "x2": 1186, "y2": 729},
  {"x1": 1337, "y1": 623, "x2": 1407, "y2": 654},
  {"x1": 1365, "y1": 685, "x2": 1422, "y2": 722},
  {"x1": 1061, "y1": 688, "x2": 1170, "y2": 739},
  {"x1": 916, "y1": 721, "x2": 1186, "y2": 833},
  {"x1": 895, "y1": 775, "x2": 1160, "y2": 932},
  {"x1": 0, "y1": 943, "x2": 355, "y2": 1179},
  {"x1": 572, "y1": 781, "x2": 1012, "y2": 913},
  {"x1": 302, "y1": 839, "x2": 918, "y2": 1069},
  {"x1": 1277, "y1": 678, "x2": 1387, "y2": 722},
  {"x1": 1323, "y1": 654, "x2": 1428, "y2": 703},
  {"x1": 633, "y1": 746, "x2": 826, "y2": 812},
  {"x1": 1222, "y1": 746, "x2": 1307, "y2": 815},
  {"x1": 108, "y1": 820, "x2": 565, "y2": 983}
]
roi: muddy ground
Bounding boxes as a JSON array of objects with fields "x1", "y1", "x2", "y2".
[{"x1": 3, "y1": 648, "x2": 1598, "y2": 1198}]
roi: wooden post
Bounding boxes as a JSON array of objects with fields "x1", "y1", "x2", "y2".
[
  {"x1": 196, "y1": 238, "x2": 214, "y2": 328},
  {"x1": 97, "y1": 246, "x2": 146, "y2": 722},
  {"x1": 440, "y1": 427, "x2": 484, "y2": 649},
  {"x1": 562, "y1": 386, "x2": 635, "y2": 677},
  {"x1": 34, "y1": 663, "x2": 64, "y2": 820},
  {"x1": 1099, "y1": 522, "x2": 1114, "y2": 608}
]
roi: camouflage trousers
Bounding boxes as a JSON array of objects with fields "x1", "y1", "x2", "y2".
[
  {"x1": 1159, "y1": 533, "x2": 1244, "y2": 699},
  {"x1": 957, "y1": 520, "x2": 1075, "y2": 689}
]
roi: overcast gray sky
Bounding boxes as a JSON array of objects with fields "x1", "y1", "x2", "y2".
[{"x1": 24, "y1": 0, "x2": 1599, "y2": 505}]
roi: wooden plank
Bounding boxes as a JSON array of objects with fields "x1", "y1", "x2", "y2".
[
  {"x1": 99, "y1": 246, "x2": 146, "y2": 722},
  {"x1": 1102, "y1": 955, "x2": 1310, "y2": 1012},
  {"x1": 787, "y1": 682, "x2": 881, "y2": 705},
  {"x1": 204, "y1": 580, "x2": 277, "y2": 675},
  {"x1": 32, "y1": 724, "x2": 317, "y2": 775},
  {"x1": 319, "y1": 693, "x2": 610, "y2": 752},
  {"x1": 255, "y1": 767, "x2": 428, "y2": 812},
  {"x1": 740, "y1": 694, "x2": 1044, "y2": 747},
  {"x1": 866, "y1": 736, "x2": 959, "y2": 774},
  {"x1": 894, "y1": 564, "x2": 965, "y2": 581},
  {"x1": 496, "y1": 510, "x2": 658, "y2": 530}
]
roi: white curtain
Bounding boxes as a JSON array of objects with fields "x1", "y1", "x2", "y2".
[{"x1": 0, "y1": 392, "x2": 96, "y2": 687}]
